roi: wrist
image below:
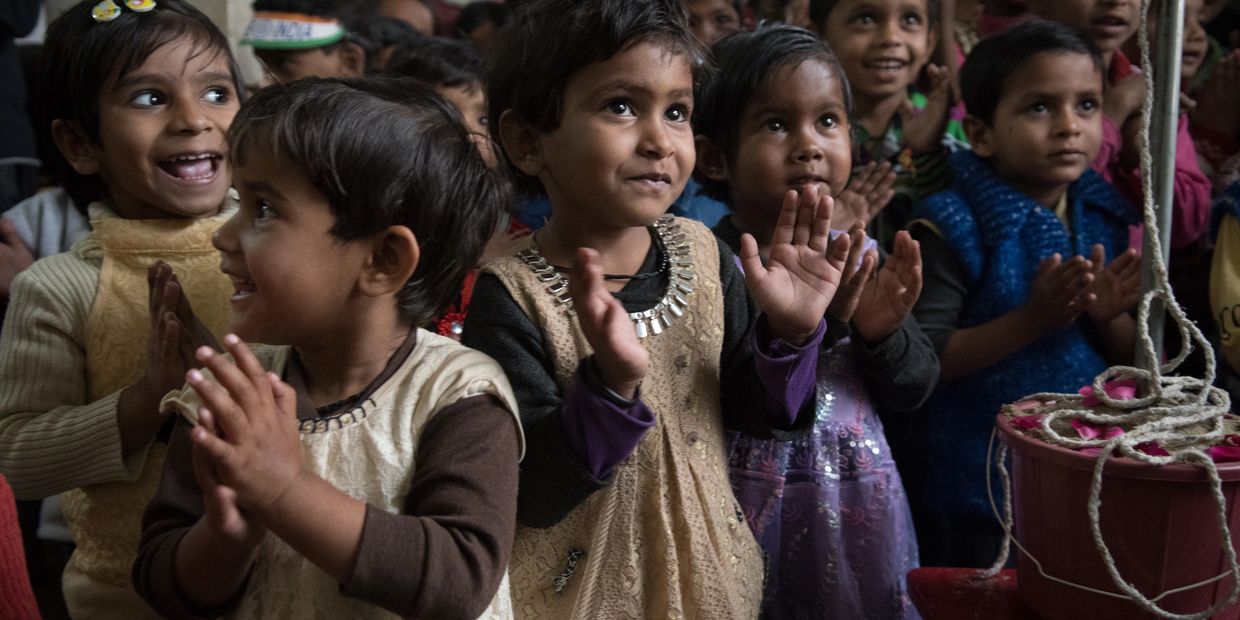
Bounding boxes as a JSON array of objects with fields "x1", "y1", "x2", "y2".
[
  {"x1": 254, "y1": 468, "x2": 310, "y2": 523},
  {"x1": 853, "y1": 317, "x2": 897, "y2": 343}
]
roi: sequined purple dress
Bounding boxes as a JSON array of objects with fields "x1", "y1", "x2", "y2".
[{"x1": 728, "y1": 339, "x2": 921, "y2": 619}]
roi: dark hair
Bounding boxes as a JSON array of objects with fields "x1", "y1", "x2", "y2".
[
  {"x1": 385, "y1": 37, "x2": 483, "y2": 90},
  {"x1": 456, "y1": 1, "x2": 511, "y2": 36},
  {"x1": 961, "y1": 20, "x2": 1104, "y2": 125},
  {"x1": 35, "y1": 0, "x2": 242, "y2": 212},
  {"x1": 485, "y1": 0, "x2": 704, "y2": 193},
  {"x1": 809, "y1": 0, "x2": 942, "y2": 31},
  {"x1": 353, "y1": 14, "x2": 424, "y2": 51},
  {"x1": 694, "y1": 26, "x2": 852, "y2": 201},
  {"x1": 228, "y1": 76, "x2": 509, "y2": 325}
]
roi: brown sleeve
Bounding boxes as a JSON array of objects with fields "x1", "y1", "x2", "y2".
[
  {"x1": 340, "y1": 393, "x2": 520, "y2": 619},
  {"x1": 131, "y1": 418, "x2": 248, "y2": 619}
]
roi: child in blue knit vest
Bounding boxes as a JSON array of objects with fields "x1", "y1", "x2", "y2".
[{"x1": 908, "y1": 20, "x2": 1141, "y2": 568}]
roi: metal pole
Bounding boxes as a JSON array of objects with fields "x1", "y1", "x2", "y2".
[{"x1": 1135, "y1": 0, "x2": 1186, "y2": 370}]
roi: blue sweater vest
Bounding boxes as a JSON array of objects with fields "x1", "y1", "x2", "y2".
[{"x1": 915, "y1": 151, "x2": 1136, "y2": 518}]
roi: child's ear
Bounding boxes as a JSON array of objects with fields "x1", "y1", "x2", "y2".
[
  {"x1": 338, "y1": 41, "x2": 366, "y2": 77},
  {"x1": 51, "y1": 120, "x2": 101, "y2": 176},
  {"x1": 962, "y1": 115, "x2": 994, "y2": 158},
  {"x1": 360, "y1": 225, "x2": 420, "y2": 298},
  {"x1": 498, "y1": 109, "x2": 544, "y2": 177},
  {"x1": 694, "y1": 135, "x2": 730, "y2": 181}
]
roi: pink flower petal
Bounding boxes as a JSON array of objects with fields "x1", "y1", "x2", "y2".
[
  {"x1": 1072, "y1": 419, "x2": 1103, "y2": 439},
  {"x1": 1209, "y1": 446, "x2": 1240, "y2": 462},
  {"x1": 1011, "y1": 414, "x2": 1045, "y2": 430},
  {"x1": 1135, "y1": 442, "x2": 1170, "y2": 456},
  {"x1": 1080, "y1": 447, "x2": 1106, "y2": 457},
  {"x1": 1079, "y1": 379, "x2": 1140, "y2": 407},
  {"x1": 1101, "y1": 426, "x2": 1125, "y2": 440},
  {"x1": 1079, "y1": 386, "x2": 1100, "y2": 408}
]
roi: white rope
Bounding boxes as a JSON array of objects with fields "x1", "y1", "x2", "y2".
[{"x1": 979, "y1": 2, "x2": 1238, "y2": 617}]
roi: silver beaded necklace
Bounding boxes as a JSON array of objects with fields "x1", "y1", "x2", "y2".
[{"x1": 518, "y1": 216, "x2": 696, "y2": 339}]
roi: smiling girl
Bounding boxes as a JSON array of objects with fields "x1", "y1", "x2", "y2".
[{"x1": 0, "y1": 1, "x2": 241, "y2": 616}]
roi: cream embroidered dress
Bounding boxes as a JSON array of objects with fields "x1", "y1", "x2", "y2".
[{"x1": 486, "y1": 217, "x2": 763, "y2": 620}]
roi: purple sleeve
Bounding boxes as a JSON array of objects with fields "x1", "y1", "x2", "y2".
[
  {"x1": 558, "y1": 363, "x2": 656, "y2": 480},
  {"x1": 753, "y1": 316, "x2": 826, "y2": 429}
]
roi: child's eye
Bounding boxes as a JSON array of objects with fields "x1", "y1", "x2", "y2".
[
  {"x1": 132, "y1": 91, "x2": 165, "y2": 107},
  {"x1": 851, "y1": 12, "x2": 877, "y2": 26},
  {"x1": 901, "y1": 12, "x2": 924, "y2": 27},
  {"x1": 1079, "y1": 98, "x2": 1100, "y2": 112},
  {"x1": 255, "y1": 200, "x2": 275, "y2": 221},
  {"x1": 763, "y1": 119, "x2": 786, "y2": 132},
  {"x1": 665, "y1": 104, "x2": 690, "y2": 123},
  {"x1": 819, "y1": 114, "x2": 840, "y2": 129},
  {"x1": 1028, "y1": 102, "x2": 1049, "y2": 114},
  {"x1": 606, "y1": 99, "x2": 635, "y2": 116},
  {"x1": 479, "y1": 115, "x2": 489, "y2": 127},
  {"x1": 203, "y1": 87, "x2": 231, "y2": 105}
]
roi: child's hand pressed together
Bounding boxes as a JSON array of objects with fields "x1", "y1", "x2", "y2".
[
  {"x1": 853, "y1": 230, "x2": 923, "y2": 342},
  {"x1": 740, "y1": 184, "x2": 851, "y2": 345},
  {"x1": 1084, "y1": 244, "x2": 1141, "y2": 324},
  {"x1": 826, "y1": 225, "x2": 878, "y2": 325},
  {"x1": 902, "y1": 63, "x2": 954, "y2": 155},
  {"x1": 190, "y1": 405, "x2": 267, "y2": 553},
  {"x1": 187, "y1": 335, "x2": 303, "y2": 517},
  {"x1": 1026, "y1": 253, "x2": 1096, "y2": 332},
  {"x1": 834, "y1": 161, "x2": 897, "y2": 230},
  {"x1": 570, "y1": 248, "x2": 650, "y2": 399},
  {"x1": 119, "y1": 262, "x2": 221, "y2": 455}
]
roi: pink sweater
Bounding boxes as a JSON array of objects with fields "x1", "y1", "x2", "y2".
[{"x1": 1093, "y1": 107, "x2": 1212, "y2": 250}]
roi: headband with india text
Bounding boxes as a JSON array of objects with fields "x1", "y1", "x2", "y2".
[{"x1": 242, "y1": 11, "x2": 346, "y2": 50}]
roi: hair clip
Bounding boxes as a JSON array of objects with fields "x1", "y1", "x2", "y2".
[
  {"x1": 91, "y1": 0, "x2": 122, "y2": 22},
  {"x1": 92, "y1": 0, "x2": 156, "y2": 23}
]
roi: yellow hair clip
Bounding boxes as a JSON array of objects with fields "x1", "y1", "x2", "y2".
[
  {"x1": 125, "y1": 0, "x2": 156, "y2": 12},
  {"x1": 91, "y1": 0, "x2": 122, "y2": 22}
]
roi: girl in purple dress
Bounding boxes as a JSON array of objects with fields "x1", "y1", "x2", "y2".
[{"x1": 694, "y1": 25, "x2": 939, "y2": 618}]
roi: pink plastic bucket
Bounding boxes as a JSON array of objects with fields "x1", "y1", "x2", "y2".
[{"x1": 996, "y1": 414, "x2": 1240, "y2": 619}]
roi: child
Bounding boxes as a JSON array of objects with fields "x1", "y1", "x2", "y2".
[
  {"x1": 694, "y1": 25, "x2": 935, "y2": 618},
  {"x1": 0, "y1": 1, "x2": 242, "y2": 615},
  {"x1": 466, "y1": 0, "x2": 851, "y2": 616},
  {"x1": 385, "y1": 37, "x2": 495, "y2": 167},
  {"x1": 909, "y1": 20, "x2": 1140, "y2": 567},
  {"x1": 683, "y1": 0, "x2": 744, "y2": 45},
  {"x1": 456, "y1": 1, "x2": 511, "y2": 51},
  {"x1": 1029, "y1": 0, "x2": 1213, "y2": 252},
  {"x1": 811, "y1": 0, "x2": 968, "y2": 248},
  {"x1": 134, "y1": 77, "x2": 524, "y2": 618},
  {"x1": 243, "y1": 0, "x2": 367, "y2": 84},
  {"x1": 1212, "y1": 178, "x2": 1240, "y2": 405}
]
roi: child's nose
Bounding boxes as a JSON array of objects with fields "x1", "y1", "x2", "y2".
[
  {"x1": 169, "y1": 100, "x2": 211, "y2": 134},
  {"x1": 792, "y1": 130, "x2": 826, "y2": 162},
  {"x1": 212, "y1": 214, "x2": 240, "y2": 252},
  {"x1": 638, "y1": 118, "x2": 674, "y2": 158}
]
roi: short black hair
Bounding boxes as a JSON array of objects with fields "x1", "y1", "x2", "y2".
[
  {"x1": 809, "y1": 0, "x2": 942, "y2": 31},
  {"x1": 485, "y1": 0, "x2": 705, "y2": 193},
  {"x1": 385, "y1": 37, "x2": 483, "y2": 90},
  {"x1": 228, "y1": 76, "x2": 508, "y2": 325},
  {"x1": 353, "y1": 14, "x2": 423, "y2": 48},
  {"x1": 35, "y1": 0, "x2": 242, "y2": 212},
  {"x1": 961, "y1": 20, "x2": 1104, "y2": 126},
  {"x1": 694, "y1": 25, "x2": 853, "y2": 201},
  {"x1": 456, "y1": 1, "x2": 511, "y2": 36}
]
